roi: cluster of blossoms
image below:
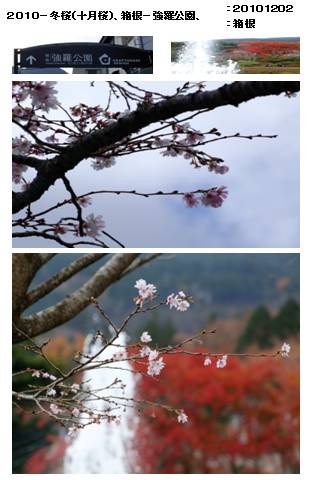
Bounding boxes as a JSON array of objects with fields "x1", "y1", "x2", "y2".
[
  {"x1": 204, "y1": 355, "x2": 228, "y2": 369},
  {"x1": 91, "y1": 156, "x2": 116, "y2": 170},
  {"x1": 83, "y1": 214, "x2": 106, "y2": 238},
  {"x1": 183, "y1": 187, "x2": 228, "y2": 209},
  {"x1": 139, "y1": 332, "x2": 165, "y2": 377},
  {"x1": 31, "y1": 370, "x2": 56, "y2": 380},
  {"x1": 166, "y1": 291, "x2": 191, "y2": 312},
  {"x1": 134, "y1": 279, "x2": 158, "y2": 307},
  {"x1": 13, "y1": 81, "x2": 59, "y2": 113}
]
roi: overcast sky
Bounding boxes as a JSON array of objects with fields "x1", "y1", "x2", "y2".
[{"x1": 13, "y1": 81, "x2": 299, "y2": 248}]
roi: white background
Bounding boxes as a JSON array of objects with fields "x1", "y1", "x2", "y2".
[{"x1": 1, "y1": 0, "x2": 310, "y2": 477}]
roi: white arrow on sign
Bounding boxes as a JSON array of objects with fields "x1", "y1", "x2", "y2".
[{"x1": 26, "y1": 55, "x2": 37, "y2": 65}]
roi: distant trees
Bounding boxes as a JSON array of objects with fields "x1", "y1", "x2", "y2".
[{"x1": 237, "y1": 299, "x2": 299, "y2": 351}]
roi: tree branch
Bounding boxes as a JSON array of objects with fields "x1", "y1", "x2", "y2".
[
  {"x1": 13, "y1": 253, "x2": 140, "y2": 342},
  {"x1": 25, "y1": 253, "x2": 107, "y2": 308},
  {"x1": 12, "y1": 81, "x2": 300, "y2": 214}
]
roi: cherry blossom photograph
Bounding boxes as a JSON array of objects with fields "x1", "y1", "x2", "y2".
[
  {"x1": 12, "y1": 80, "x2": 299, "y2": 248},
  {"x1": 12, "y1": 252, "x2": 299, "y2": 473}
]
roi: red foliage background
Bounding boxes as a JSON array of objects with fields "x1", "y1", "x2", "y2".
[
  {"x1": 132, "y1": 354, "x2": 299, "y2": 473},
  {"x1": 237, "y1": 41, "x2": 299, "y2": 57}
]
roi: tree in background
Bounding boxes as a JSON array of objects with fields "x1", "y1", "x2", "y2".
[
  {"x1": 237, "y1": 306, "x2": 273, "y2": 351},
  {"x1": 12, "y1": 81, "x2": 299, "y2": 247},
  {"x1": 272, "y1": 298, "x2": 300, "y2": 339},
  {"x1": 237, "y1": 299, "x2": 299, "y2": 351}
]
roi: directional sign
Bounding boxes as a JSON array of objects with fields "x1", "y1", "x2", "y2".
[{"x1": 17, "y1": 42, "x2": 153, "y2": 70}]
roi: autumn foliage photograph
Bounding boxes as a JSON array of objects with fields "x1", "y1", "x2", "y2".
[
  {"x1": 172, "y1": 37, "x2": 300, "y2": 74},
  {"x1": 12, "y1": 253, "x2": 299, "y2": 474}
]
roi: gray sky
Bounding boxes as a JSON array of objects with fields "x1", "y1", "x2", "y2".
[{"x1": 13, "y1": 81, "x2": 299, "y2": 248}]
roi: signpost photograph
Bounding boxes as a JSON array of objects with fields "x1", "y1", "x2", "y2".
[{"x1": 13, "y1": 38, "x2": 153, "y2": 74}]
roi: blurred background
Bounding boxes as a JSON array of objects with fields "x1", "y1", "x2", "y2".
[{"x1": 12, "y1": 253, "x2": 299, "y2": 473}]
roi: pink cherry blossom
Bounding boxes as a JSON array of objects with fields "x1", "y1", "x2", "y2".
[
  {"x1": 201, "y1": 187, "x2": 228, "y2": 208},
  {"x1": 148, "y1": 349, "x2": 159, "y2": 361},
  {"x1": 204, "y1": 357, "x2": 212, "y2": 366},
  {"x1": 140, "y1": 346, "x2": 151, "y2": 358},
  {"x1": 280, "y1": 342, "x2": 291, "y2": 357},
  {"x1": 77, "y1": 196, "x2": 92, "y2": 207},
  {"x1": 31, "y1": 82, "x2": 59, "y2": 112},
  {"x1": 83, "y1": 214, "x2": 105, "y2": 238},
  {"x1": 47, "y1": 388, "x2": 56, "y2": 397},
  {"x1": 134, "y1": 279, "x2": 157, "y2": 306},
  {"x1": 214, "y1": 164, "x2": 229, "y2": 174},
  {"x1": 140, "y1": 331, "x2": 152, "y2": 343},
  {"x1": 91, "y1": 156, "x2": 116, "y2": 170},
  {"x1": 32, "y1": 370, "x2": 41, "y2": 378},
  {"x1": 166, "y1": 292, "x2": 190, "y2": 312},
  {"x1": 12, "y1": 136, "x2": 32, "y2": 155},
  {"x1": 183, "y1": 193, "x2": 199, "y2": 208},
  {"x1": 147, "y1": 357, "x2": 165, "y2": 376},
  {"x1": 185, "y1": 130, "x2": 204, "y2": 144},
  {"x1": 54, "y1": 224, "x2": 68, "y2": 235},
  {"x1": 216, "y1": 354, "x2": 228, "y2": 368},
  {"x1": 50, "y1": 404, "x2": 62, "y2": 415},
  {"x1": 72, "y1": 408, "x2": 80, "y2": 417},
  {"x1": 177, "y1": 411, "x2": 188, "y2": 423}
]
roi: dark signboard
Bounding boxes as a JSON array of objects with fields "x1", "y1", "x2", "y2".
[{"x1": 16, "y1": 42, "x2": 153, "y2": 70}]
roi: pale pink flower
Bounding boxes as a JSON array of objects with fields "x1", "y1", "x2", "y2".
[
  {"x1": 42, "y1": 372, "x2": 51, "y2": 378},
  {"x1": 204, "y1": 357, "x2": 212, "y2": 366},
  {"x1": 153, "y1": 137, "x2": 171, "y2": 148},
  {"x1": 201, "y1": 187, "x2": 228, "y2": 208},
  {"x1": 162, "y1": 146, "x2": 179, "y2": 157},
  {"x1": 54, "y1": 224, "x2": 68, "y2": 235},
  {"x1": 50, "y1": 404, "x2": 62, "y2": 415},
  {"x1": 214, "y1": 164, "x2": 229, "y2": 174},
  {"x1": 140, "y1": 331, "x2": 152, "y2": 343},
  {"x1": 71, "y1": 383, "x2": 80, "y2": 393},
  {"x1": 77, "y1": 196, "x2": 92, "y2": 207},
  {"x1": 280, "y1": 342, "x2": 291, "y2": 357},
  {"x1": 140, "y1": 346, "x2": 151, "y2": 358},
  {"x1": 31, "y1": 82, "x2": 59, "y2": 112},
  {"x1": 176, "y1": 300, "x2": 190, "y2": 312},
  {"x1": 12, "y1": 136, "x2": 32, "y2": 155},
  {"x1": 83, "y1": 214, "x2": 105, "y2": 238},
  {"x1": 183, "y1": 193, "x2": 199, "y2": 208},
  {"x1": 134, "y1": 279, "x2": 157, "y2": 306},
  {"x1": 177, "y1": 411, "x2": 188, "y2": 423},
  {"x1": 72, "y1": 408, "x2": 80, "y2": 417},
  {"x1": 47, "y1": 388, "x2": 56, "y2": 397},
  {"x1": 91, "y1": 156, "x2": 116, "y2": 170},
  {"x1": 32, "y1": 370, "x2": 41, "y2": 378},
  {"x1": 166, "y1": 292, "x2": 190, "y2": 312},
  {"x1": 12, "y1": 163, "x2": 27, "y2": 184},
  {"x1": 49, "y1": 374, "x2": 57, "y2": 381},
  {"x1": 148, "y1": 349, "x2": 159, "y2": 361},
  {"x1": 185, "y1": 130, "x2": 204, "y2": 144},
  {"x1": 147, "y1": 357, "x2": 165, "y2": 376},
  {"x1": 216, "y1": 355, "x2": 228, "y2": 368}
]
